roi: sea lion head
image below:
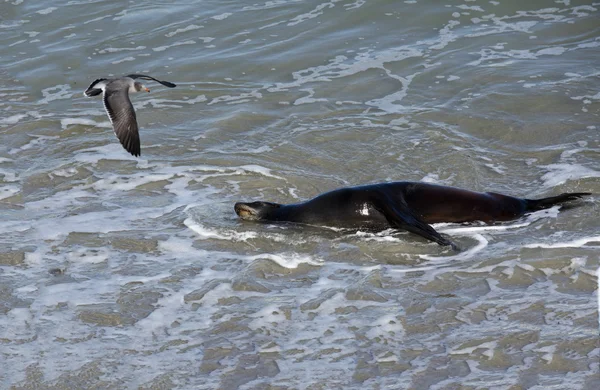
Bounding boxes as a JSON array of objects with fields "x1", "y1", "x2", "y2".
[{"x1": 234, "y1": 201, "x2": 282, "y2": 221}]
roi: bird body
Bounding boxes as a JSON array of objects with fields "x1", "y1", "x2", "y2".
[{"x1": 84, "y1": 74, "x2": 176, "y2": 156}]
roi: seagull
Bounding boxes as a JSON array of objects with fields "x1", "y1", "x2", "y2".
[{"x1": 83, "y1": 74, "x2": 176, "y2": 157}]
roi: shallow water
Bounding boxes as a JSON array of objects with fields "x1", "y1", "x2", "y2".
[{"x1": 1, "y1": 0, "x2": 599, "y2": 388}]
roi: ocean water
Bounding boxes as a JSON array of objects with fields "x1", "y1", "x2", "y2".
[{"x1": 1, "y1": 0, "x2": 599, "y2": 388}]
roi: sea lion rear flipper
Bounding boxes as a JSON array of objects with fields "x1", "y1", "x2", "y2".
[{"x1": 373, "y1": 198, "x2": 458, "y2": 250}]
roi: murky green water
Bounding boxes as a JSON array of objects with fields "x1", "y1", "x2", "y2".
[{"x1": 1, "y1": 0, "x2": 599, "y2": 388}]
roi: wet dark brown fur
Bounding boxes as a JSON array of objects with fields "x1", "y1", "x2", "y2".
[{"x1": 235, "y1": 181, "x2": 590, "y2": 249}]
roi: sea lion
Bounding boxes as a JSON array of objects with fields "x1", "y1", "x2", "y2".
[{"x1": 234, "y1": 182, "x2": 590, "y2": 248}]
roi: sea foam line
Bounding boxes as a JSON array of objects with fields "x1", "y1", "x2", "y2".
[{"x1": 524, "y1": 235, "x2": 600, "y2": 249}]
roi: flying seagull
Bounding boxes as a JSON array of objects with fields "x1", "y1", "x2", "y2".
[{"x1": 83, "y1": 74, "x2": 176, "y2": 157}]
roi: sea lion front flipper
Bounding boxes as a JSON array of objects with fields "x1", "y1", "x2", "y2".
[{"x1": 373, "y1": 197, "x2": 458, "y2": 250}]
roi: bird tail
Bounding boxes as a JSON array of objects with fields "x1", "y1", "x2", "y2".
[{"x1": 525, "y1": 192, "x2": 591, "y2": 211}]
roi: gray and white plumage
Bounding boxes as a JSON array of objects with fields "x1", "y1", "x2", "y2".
[{"x1": 83, "y1": 74, "x2": 176, "y2": 157}]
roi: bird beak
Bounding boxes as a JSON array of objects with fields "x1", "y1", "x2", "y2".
[{"x1": 145, "y1": 87, "x2": 150, "y2": 92}]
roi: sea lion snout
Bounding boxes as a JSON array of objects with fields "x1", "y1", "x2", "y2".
[
  {"x1": 235, "y1": 202, "x2": 260, "y2": 220},
  {"x1": 235, "y1": 201, "x2": 282, "y2": 220}
]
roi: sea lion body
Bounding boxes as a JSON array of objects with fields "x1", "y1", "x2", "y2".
[{"x1": 234, "y1": 182, "x2": 589, "y2": 248}]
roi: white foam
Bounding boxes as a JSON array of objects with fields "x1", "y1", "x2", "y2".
[
  {"x1": 0, "y1": 220, "x2": 30, "y2": 235},
  {"x1": 84, "y1": 14, "x2": 111, "y2": 24},
  {"x1": 248, "y1": 304, "x2": 288, "y2": 330},
  {"x1": 0, "y1": 19, "x2": 28, "y2": 28},
  {"x1": 356, "y1": 207, "x2": 555, "y2": 249},
  {"x1": 540, "y1": 163, "x2": 600, "y2": 187},
  {"x1": 9, "y1": 134, "x2": 59, "y2": 155},
  {"x1": 429, "y1": 19, "x2": 461, "y2": 50},
  {"x1": 268, "y1": 47, "x2": 423, "y2": 94},
  {"x1": 93, "y1": 173, "x2": 174, "y2": 192},
  {"x1": 238, "y1": 164, "x2": 285, "y2": 180},
  {"x1": 68, "y1": 247, "x2": 109, "y2": 264},
  {"x1": 111, "y1": 56, "x2": 136, "y2": 64},
  {"x1": 50, "y1": 167, "x2": 79, "y2": 178},
  {"x1": 247, "y1": 252, "x2": 323, "y2": 268},
  {"x1": 572, "y1": 91, "x2": 600, "y2": 101},
  {"x1": 98, "y1": 46, "x2": 146, "y2": 54},
  {"x1": 484, "y1": 163, "x2": 506, "y2": 174},
  {"x1": 211, "y1": 13, "x2": 232, "y2": 20},
  {"x1": 163, "y1": 228, "x2": 322, "y2": 269},
  {"x1": 468, "y1": 48, "x2": 537, "y2": 66},
  {"x1": 294, "y1": 88, "x2": 328, "y2": 105},
  {"x1": 365, "y1": 314, "x2": 405, "y2": 339},
  {"x1": 0, "y1": 185, "x2": 19, "y2": 200},
  {"x1": 354, "y1": 229, "x2": 405, "y2": 242},
  {"x1": 31, "y1": 207, "x2": 160, "y2": 240},
  {"x1": 36, "y1": 7, "x2": 57, "y2": 15},
  {"x1": 437, "y1": 222, "x2": 530, "y2": 234},
  {"x1": 344, "y1": 0, "x2": 366, "y2": 10},
  {"x1": 165, "y1": 24, "x2": 202, "y2": 37},
  {"x1": 450, "y1": 340, "x2": 497, "y2": 359},
  {"x1": 571, "y1": 5, "x2": 597, "y2": 16},
  {"x1": 206, "y1": 144, "x2": 272, "y2": 154},
  {"x1": 38, "y1": 84, "x2": 72, "y2": 104},
  {"x1": 436, "y1": 206, "x2": 560, "y2": 234},
  {"x1": 421, "y1": 173, "x2": 442, "y2": 184},
  {"x1": 524, "y1": 235, "x2": 600, "y2": 249},
  {"x1": 73, "y1": 144, "x2": 142, "y2": 163},
  {"x1": 207, "y1": 90, "x2": 263, "y2": 105},
  {"x1": 387, "y1": 265, "x2": 437, "y2": 274},
  {"x1": 9, "y1": 39, "x2": 26, "y2": 47},
  {"x1": 145, "y1": 94, "x2": 207, "y2": 109},
  {"x1": 0, "y1": 113, "x2": 27, "y2": 125},
  {"x1": 153, "y1": 40, "x2": 196, "y2": 52},
  {"x1": 420, "y1": 234, "x2": 488, "y2": 261},
  {"x1": 0, "y1": 168, "x2": 17, "y2": 182},
  {"x1": 537, "y1": 47, "x2": 566, "y2": 56},
  {"x1": 366, "y1": 73, "x2": 419, "y2": 114},
  {"x1": 287, "y1": 1, "x2": 340, "y2": 26},
  {"x1": 61, "y1": 117, "x2": 111, "y2": 129},
  {"x1": 535, "y1": 345, "x2": 557, "y2": 364},
  {"x1": 158, "y1": 236, "x2": 197, "y2": 255},
  {"x1": 242, "y1": 1, "x2": 289, "y2": 11},
  {"x1": 2, "y1": 4, "x2": 598, "y2": 388},
  {"x1": 184, "y1": 218, "x2": 258, "y2": 241}
]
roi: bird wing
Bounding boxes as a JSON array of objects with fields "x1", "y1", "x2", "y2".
[
  {"x1": 103, "y1": 86, "x2": 141, "y2": 157},
  {"x1": 84, "y1": 78, "x2": 108, "y2": 97},
  {"x1": 126, "y1": 74, "x2": 176, "y2": 88}
]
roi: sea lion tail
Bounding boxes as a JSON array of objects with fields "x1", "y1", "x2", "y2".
[{"x1": 525, "y1": 192, "x2": 591, "y2": 211}]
